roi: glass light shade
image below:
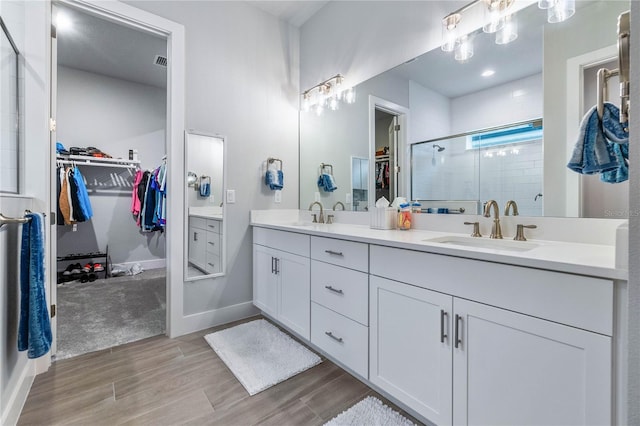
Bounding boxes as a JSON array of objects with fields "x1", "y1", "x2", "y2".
[
  {"x1": 441, "y1": 14, "x2": 460, "y2": 52},
  {"x1": 343, "y1": 87, "x2": 356, "y2": 104},
  {"x1": 315, "y1": 103, "x2": 324, "y2": 116},
  {"x1": 538, "y1": 0, "x2": 556, "y2": 9},
  {"x1": 302, "y1": 95, "x2": 310, "y2": 112},
  {"x1": 328, "y1": 95, "x2": 340, "y2": 111},
  {"x1": 547, "y1": 0, "x2": 575, "y2": 23},
  {"x1": 495, "y1": 15, "x2": 518, "y2": 44},
  {"x1": 455, "y1": 36, "x2": 474, "y2": 62},
  {"x1": 483, "y1": 6, "x2": 505, "y2": 34}
]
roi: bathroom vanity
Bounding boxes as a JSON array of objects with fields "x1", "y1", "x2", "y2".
[{"x1": 251, "y1": 211, "x2": 626, "y2": 426}]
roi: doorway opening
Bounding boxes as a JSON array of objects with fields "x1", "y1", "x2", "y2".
[{"x1": 51, "y1": 3, "x2": 169, "y2": 360}]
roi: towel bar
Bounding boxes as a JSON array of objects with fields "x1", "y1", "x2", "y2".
[{"x1": 0, "y1": 212, "x2": 30, "y2": 229}]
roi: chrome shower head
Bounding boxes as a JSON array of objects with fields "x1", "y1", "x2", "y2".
[{"x1": 433, "y1": 144, "x2": 445, "y2": 152}]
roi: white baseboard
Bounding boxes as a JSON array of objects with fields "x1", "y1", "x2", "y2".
[
  {"x1": 171, "y1": 301, "x2": 259, "y2": 337},
  {"x1": 2, "y1": 360, "x2": 35, "y2": 426},
  {"x1": 115, "y1": 258, "x2": 167, "y2": 271}
]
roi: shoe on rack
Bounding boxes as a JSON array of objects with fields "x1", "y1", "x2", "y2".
[
  {"x1": 79, "y1": 272, "x2": 90, "y2": 283},
  {"x1": 93, "y1": 263, "x2": 105, "y2": 272},
  {"x1": 88, "y1": 273, "x2": 97, "y2": 282},
  {"x1": 63, "y1": 263, "x2": 82, "y2": 276},
  {"x1": 82, "y1": 262, "x2": 94, "y2": 273},
  {"x1": 62, "y1": 264, "x2": 76, "y2": 276}
]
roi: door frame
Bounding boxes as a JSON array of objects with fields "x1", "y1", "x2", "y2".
[
  {"x1": 49, "y1": 0, "x2": 185, "y2": 359},
  {"x1": 368, "y1": 96, "x2": 409, "y2": 209}
]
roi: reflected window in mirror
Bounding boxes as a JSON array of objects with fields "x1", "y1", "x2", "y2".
[{"x1": 184, "y1": 131, "x2": 225, "y2": 281}]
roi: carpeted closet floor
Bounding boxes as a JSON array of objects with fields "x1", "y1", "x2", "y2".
[{"x1": 56, "y1": 268, "x2": 166, "y2": 360}]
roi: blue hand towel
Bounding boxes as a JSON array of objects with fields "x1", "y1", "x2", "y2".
[
  {"x1": 18, "y1": 212, "x2": 52, "y2": 359},
  {"x1": 601, "y1": 142, "x2": 628, "y2": 183},
  {"x1": 317, "y1": 173, "x2": 337, "y2": 192},
  {"x1": 265, "y1": 169, "x2": 283, "y2": 190},
  {"x1": 200, "y1": 182, "x2": 210, "y2": 197},
  {"x1": 567, "y1": 103, "x2": 628, "y2": 180}
]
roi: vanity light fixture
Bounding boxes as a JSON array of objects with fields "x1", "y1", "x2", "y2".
[
  {"x1": 441, "y1": 0, "x2": 574, "y2": 62},
  {"x1": 301, "y1": 74, "x2": 355, "y2": 114}
]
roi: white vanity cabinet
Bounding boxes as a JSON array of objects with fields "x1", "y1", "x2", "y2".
[
  {"x1": 189, "y1": 216, "x2": 222, "y2": 274},
  {"x1": 310, "y1": 236, "x2": 369, "y2": 378},
  {"x1": 370, "y1": 244, "x2": 613, "y2": 426},
  {"x1": 253, "y1": 228, "x2": 311, "y2": 340},
  {"x1": 370, "y1": 275, "x2": 453, "y2": 426}
]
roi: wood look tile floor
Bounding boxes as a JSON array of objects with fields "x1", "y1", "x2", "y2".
[{"x1": 19, "y1": 316, "x2": 422, "y2": 426}]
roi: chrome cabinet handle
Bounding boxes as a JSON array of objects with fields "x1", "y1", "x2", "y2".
[
  {"x1": 325, "y1": 331, "x2": 343, "y2": 343},
  {"x1": 440, "y1": 310, "x2": 448, "y2": 343},
  {"x1": 208, "y1": 224, "x2": 216, "y2": 228},
  {"x1": 271, "y1": 257, "x2": 275, "y2": 274},
  {"x1": 275, "y1": 258, "x2": 280, "y2": 275},
  {"x1": 208, "y1": 241, "x2": 215, "y2": 245},
  {"x1": 193, "y1": 232, "x2": 198, "y2": 241},
  {"x1": 324, "y1": 285, "x2": 344, "y2": 295},
  {"x1": 324, "y1": 250, "x2": 344, "y2": 256},
  {"x1": 207, "y1": 262, "x2": 215, "y2": 267},
  {"x1": 455, "y1": 314, "x2": 462, "y2": 349}
]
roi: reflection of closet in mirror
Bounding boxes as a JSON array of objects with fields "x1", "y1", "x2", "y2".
[
  {"x1": 580, "y1": 59, "x2": 628, "y2": 218},
  {"x1": 374, "y1": 109, "x2": 398, "y2": 203},
  {"x1": 184, "y1": 131, "x2": 225, "y2": 280},
  {"x1": 351, "y1": 156, "x2": 368, "y2": 211}
]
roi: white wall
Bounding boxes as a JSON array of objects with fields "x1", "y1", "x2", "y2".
[
  {"x1": 409, "y1": 80, "x2": 451, "y2": 143},
  {"x1": 124, "y1": 0, "x2": 300, "y2": 316},
  {"x1": 56, "y1": 66, "x2": 167, "y2": 265}
]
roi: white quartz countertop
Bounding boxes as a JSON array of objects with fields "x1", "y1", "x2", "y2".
[
  {"x1": 250, "y1": 219, "x2": 626, "y2": 281},
  {"x1": 190, "y1": 213, "x2": 223, "y2": 220}
]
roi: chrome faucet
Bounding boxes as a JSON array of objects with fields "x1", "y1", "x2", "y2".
[
  {"x1": 483, "y1": 200, "x2": 503, "y2": 239},
  {"x1": 504, "y1": 200, "x2": 519, "y2": 216},
  {"x1": 333, "y1": 201, "x2": 345, "y2": 211},
  {"x1": 309, "y1": 201, "x2": 325, "y2": 223}
]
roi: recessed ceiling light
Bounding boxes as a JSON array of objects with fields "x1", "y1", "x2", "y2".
[
  {"x1": 56, "y1": 12, "x2": 73, "y2": 32},
  {"x1": 481, "y1": 69, "x2": 495, "y2": 77}
]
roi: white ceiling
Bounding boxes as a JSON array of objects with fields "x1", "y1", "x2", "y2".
[
  {"x1": 246, "y1": 1, "x2": 330, "y2": 27},
  {"x1": 56, "y1": 4, "x2": 167, "y2": 89}
]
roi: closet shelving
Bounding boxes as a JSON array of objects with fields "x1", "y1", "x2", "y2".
[
  {"x1": 375, "y1": 154, "x2": 390, "y2": 163},
  {"x1": 56, "y1": 154, "x2": 140, "y2": 169}
]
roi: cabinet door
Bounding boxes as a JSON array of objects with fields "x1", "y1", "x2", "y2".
[
  {"x1": 253, "y1": 245, "x2": 278, "y2": 318},
  {"x1": 278, "y1": 251, "x2": 311, "y2": 340},
  {"x1": 370, "y1": 276, "x2": 453, "y2": 426},
  {"x1": 453, "y1": 298, "x2": 612, "y2": 426},
  {"x1": 188, "y1": 224, "x2": 206, "y2": 270}
]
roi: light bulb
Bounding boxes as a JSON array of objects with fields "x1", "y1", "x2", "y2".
[
  {"x1": 495, "y1": 14, "x2": 517, "y2": 44},
  {"x1": 455, "y1": 35, "x2": 473, "y2": 62},
  {"x1": 483, "y1": 6, "x2": 504, "y2": 34}
]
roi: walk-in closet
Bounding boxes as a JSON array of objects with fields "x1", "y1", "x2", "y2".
[{"x1": 53, "y1": 4, "x2": 168, "y2": 359}]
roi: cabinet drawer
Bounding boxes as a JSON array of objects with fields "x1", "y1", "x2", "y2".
[
  {"x1": 311, "y1": 302, "x2": 368, "y2": 378},
  {"x1": 205, "y1": 252, "x2": 221, "y2": 274},
  {"x1": 311, "y1": 236, "x2": 368, "y2": 272},
  {"x1": 190, "y1": 216, "x2": 207, "y2": 230},
  {"x1": 311, "y1": 260, "x2": 368, "y2": 325},
  {"x1": 370, "y1": 245, "x2": 614, "y2": 336},
  {"x1": 254, "y1": 227, "x2": 310, "y2": 257},
  {"x1": 206, "y1": 219, "x2": 221, "y2": 234},
  {"x1": 206, "y1": 232, "x2": 221, "y2": 256}
]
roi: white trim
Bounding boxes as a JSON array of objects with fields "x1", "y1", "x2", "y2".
[
  {"x1": 1, "y1": 360, "x2": 35, "y2": 426},
  {"x1": 565, "y1": 44, "x2": 617, "y2": 217},
  {"x1": 368, "y1": 96, "x2": 410, "y2": 209},
  {"x1": 171, "y1": 301, "x2": 259, "y2": 337},
  {"x1": 56, "y1": 1, "x2": 185, "y2": 338}
]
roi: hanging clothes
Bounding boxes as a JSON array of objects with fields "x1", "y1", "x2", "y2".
[
  {"x1": 57, "y1": 166, "x2": 93, "y2": 225},
  {"x1": 131, "y1": 159, "x2": 166, "y2": 232}
]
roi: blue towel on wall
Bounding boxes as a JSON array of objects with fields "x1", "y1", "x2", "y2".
[
  {"x1": 567, "y1": 103, "x2": 629, "y2": 183},
  {"x1": 200, "y1": 182, "x2": 210, "y2": 197},
  {"x1": 317, "y1": 173, "x2": 337, "y2": 192},
  {"x1": 18, "y1": 212, "x2": 52, "y2": 359},
  {"x1": 265, "y1": 169, "x2": 283, "y2": 190}
]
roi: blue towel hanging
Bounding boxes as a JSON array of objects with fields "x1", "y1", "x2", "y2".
[
  {"x1": 265, "y1": 168, "x2": 283, "y2": 190},
  {"x1": 317, "y1": 173, "x2": 337, "y2": 192},
  {"x1": 18, "y1": 212, "x2": 52, "y2": 359}
]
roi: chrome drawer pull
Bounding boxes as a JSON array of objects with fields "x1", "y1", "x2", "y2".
[
  {"x1": 325, "y1": 331, "x2": 343, "y2": 343},
  {"x1": 208, "y1": 262, "x2": 215, "y2": 267},
  {"x1": 208, "y1": 225, "x2": 216, "y2": 228},
  {"x1": 208, "y1": 242, "x2": 215, "y2": 245},
  {"x1": 324, "y1": 285, "x2": 344, "y2": 295},
  {"x1": 324, "y1": 250, "x2": 344, "y2": 256}
]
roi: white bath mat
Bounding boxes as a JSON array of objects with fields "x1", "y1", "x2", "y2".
[
  {"x1": 324, "y1": 396, "x2": 416, "y2": 426},
  {"x1": 204, "y1": 319, "x2": 321, "y2": 395}
]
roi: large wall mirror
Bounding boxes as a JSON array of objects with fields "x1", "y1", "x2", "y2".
[
  {"x1": 0, "y1": 17, "x2": 20, "y2": 194},
  {"x1": 184, "y1": 131, "x2": 226, "y2": 280},
  {"x1": 299, "y1": 0, "x2": 629, "y2": 218}
]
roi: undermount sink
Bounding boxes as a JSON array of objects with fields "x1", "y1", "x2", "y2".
[{"x1": 424, "y1": 235, "x2": 540, "y2": 252}]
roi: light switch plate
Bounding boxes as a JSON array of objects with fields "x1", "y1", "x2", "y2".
[
  {"x1": 226, "y1": 189, "x2": 236, "y2": 204},
  {"x1": 274, "y1": 190, "x2": 282, "y2": 203}
]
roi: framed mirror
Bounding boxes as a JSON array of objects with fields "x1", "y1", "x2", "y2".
[
  {"x1": 299, "y1": 0, "x2": 629, "y2": 218},
  {"x1": 0, "y1": 17, "x2": 20, "y2": 194},
  {"x1": 184, "y1": 131, "x2": 226, "y2": 280}
]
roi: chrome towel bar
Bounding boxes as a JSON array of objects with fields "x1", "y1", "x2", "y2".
[{"x1": 0, "y1": 210, "x2": 46, "y2": 229}]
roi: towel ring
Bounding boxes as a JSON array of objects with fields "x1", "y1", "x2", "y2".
[
  {"x1": 320, "y1": 163, "x2": 333, "y2": 175},
  {"x1": 596, "y1": 67, "x2": 619, "y2": 120},
  {"x1": 267, "y1": 157, "x2": 283, "y2": 170}
]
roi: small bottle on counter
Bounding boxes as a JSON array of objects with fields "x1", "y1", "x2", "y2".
[
  {"x1": 397, "y1": 203, "x2": 412, "y2": 230},
  {"x1": 411, "y1": 201, "x2": 422, "y2": 214}
]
